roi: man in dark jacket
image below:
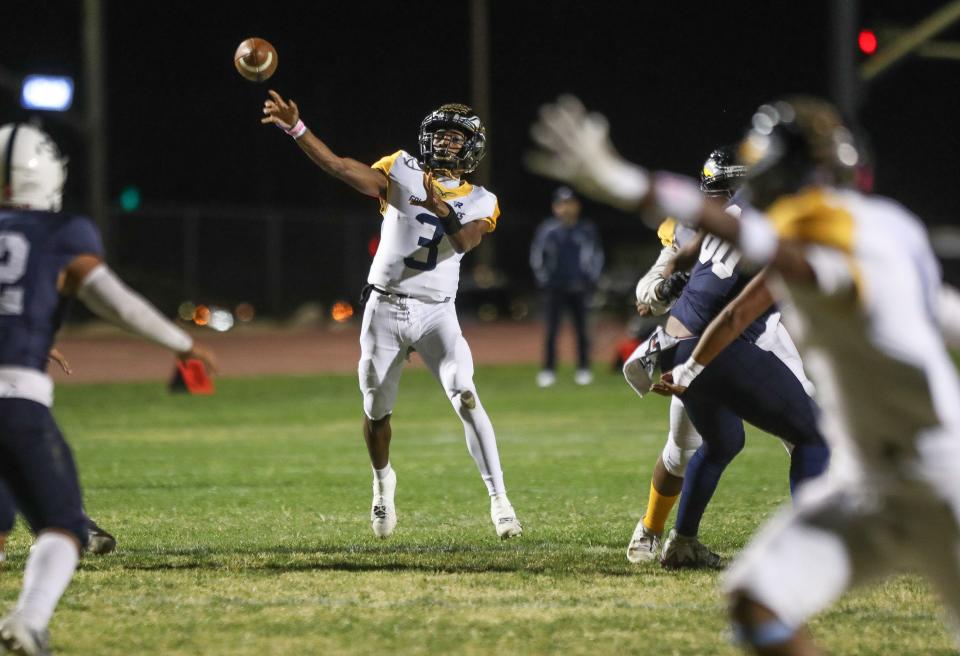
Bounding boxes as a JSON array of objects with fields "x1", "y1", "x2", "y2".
[{"x1": 529, "y1": 187, "x2": 604, "y2": 387}]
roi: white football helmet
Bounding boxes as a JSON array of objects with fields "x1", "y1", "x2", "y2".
[{"x1": 0, "y1": 123, "x2": 67, "y2": 211}]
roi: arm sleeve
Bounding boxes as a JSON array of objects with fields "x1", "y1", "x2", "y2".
[
  {"x1": 938, "y1": 284, "x2": 960, "y2": 349},
  {"x1": 77, "y1": 265, "x2": 193, "y2": 353},
  {"x1": 635, "y1": 245, "x2": 680, "y2": 315}
]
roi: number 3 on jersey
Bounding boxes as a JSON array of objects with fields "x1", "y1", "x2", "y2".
[
  {"x1": 403, "y1": 213, "x2": 444, "y2": 272},
  {"x1": 0, "y1": 232, "x2": 30, "y2": 315}
]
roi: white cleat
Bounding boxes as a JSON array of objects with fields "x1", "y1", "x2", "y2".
[
  {"x1": 574, "y1": 368, "x2": 594, "y2": 385},
  {"x1": 490, "y1": 494, "x2": 523, "y2": 539},
  {"x1": 371, "y1": 469, "x2": 397, "y2": 539},
  {"x1": 626, "y1": 519, "x2": 661, "y2": 563},
  {"x1": 0, "y1": 614, "x2": 50, "y2": 656},
  {"x1": 536, "y1": 370, "x2": 556, "y2": 388}
]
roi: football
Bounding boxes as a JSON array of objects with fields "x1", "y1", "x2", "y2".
[{"x1": 233, "y1": 37, "x2": 278, "y2": 83}]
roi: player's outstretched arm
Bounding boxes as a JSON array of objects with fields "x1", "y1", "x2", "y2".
[
  {"x1": 652, "y1": 270, "x2": 774, "y2": 396},
  {"x1": 61, "y1": 254, "x2": 218, "y2": 373},
  {"x1": 527, "y1": 95, "x2": 822, "y2": 283},
  {"x1": 261, "y1": 90, "x2": 387, "y2": 198}
]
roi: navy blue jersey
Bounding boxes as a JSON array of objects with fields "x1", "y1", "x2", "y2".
[
  {"x1": 669, "y1": 232, "x2": 773, "y2": 342},
  {"x1": 0, "y1": 209, "x2": 103, "y2": 371}
]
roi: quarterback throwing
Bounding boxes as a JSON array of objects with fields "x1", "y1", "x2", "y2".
[{"x1": 262, "y1": 91, "x2": 522, "y2": 539}]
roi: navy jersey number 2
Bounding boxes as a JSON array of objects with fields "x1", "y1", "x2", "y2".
[{"x1": 0, "y1": 232, "x2": 31, "y2": 315}]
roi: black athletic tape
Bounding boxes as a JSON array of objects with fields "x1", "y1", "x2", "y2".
[{"x1": 2, "y1": 124, "x2": 20, "y2": 200}]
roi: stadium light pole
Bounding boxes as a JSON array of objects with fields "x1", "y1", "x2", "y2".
[
  {"x1": 830, "y1": 0, "x2": 861, "y2": 123},
  {"x1": 470, "y1": 0, "x2": 491, "y2": 188},
  {"x1": 83, "y1": 0, "x2": 111, "y2": 257},
  {"x1": 860, "y1": 0, "x2": 960, "y2": 80},
  {"x1": 469, "y1": 0, "x2": 495, "y2": 271}
]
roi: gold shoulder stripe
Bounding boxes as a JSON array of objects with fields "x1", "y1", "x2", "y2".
[
  {"x1": 371, "y1": 150, "x2": 404, "y2": 177},
  {"x1": 482, "y1": 201, "x2": 501, "y2": 232},
  {"x1": 371, "y1": 151, "x2": 404, "y2": 214},
  {"x1": 766, "y1": 188, "x2": 855, "y2": 253},
  {"x1": 657, "y1": 218, "x2": 678, "y2": 247}
]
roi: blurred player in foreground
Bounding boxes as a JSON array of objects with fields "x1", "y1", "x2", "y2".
[
  {"x1": 261, "y1": 92, "x2": 522, "y2": 539},
  {"x1": 0, "y1": 123, "x2": 216, "y2": 655},
  {"x1": 529, "y1": 95, "x2": 960, "y2": 653}
]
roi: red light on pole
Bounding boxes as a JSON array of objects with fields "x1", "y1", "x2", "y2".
[{"x1": 858, "y1": 29, "x2": 878, "y2": 55}]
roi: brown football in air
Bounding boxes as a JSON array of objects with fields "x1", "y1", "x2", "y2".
[{"x1": 234, "y1": 37, "x2": 278, "y2": 83}]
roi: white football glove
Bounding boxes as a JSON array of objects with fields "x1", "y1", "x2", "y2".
[{"x1": 527, "y1": 95, "x2": 651, "y2": 211}]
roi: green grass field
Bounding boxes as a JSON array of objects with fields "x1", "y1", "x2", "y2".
[{"x1": 1, "y1": 365, "x2": 954, "y2": 655}]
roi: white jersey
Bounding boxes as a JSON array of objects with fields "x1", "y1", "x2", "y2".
[
  {"x1": 368, "y1": 150, "x2": 500, "y2": 301},
  {"x1": 763, "y1": 187, "x2": 960, "y2": 483}
]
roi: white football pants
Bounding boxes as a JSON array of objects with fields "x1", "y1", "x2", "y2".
[{"x1": 358, "y1": 293, "x2": 506, "y2": 497}]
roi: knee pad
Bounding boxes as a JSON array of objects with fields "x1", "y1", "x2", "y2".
[
  {"x1": 363, "y1": 392, "x2": 392, "y2": 421},
  {"x1": 662, "y1": 439, "x2": 698, "y2": 477}
]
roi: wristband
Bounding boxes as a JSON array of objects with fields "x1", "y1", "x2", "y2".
[
  {"x1": 283, "y1": 119, "x2": 307, "y2": 139},
  {"x1": 738, "y1": 207, "x2": 779, "y2": 266},
  {"x1": 440, "y1": 211, "x2": 462, "y2": 235},
  {"x1": 671, "y1": 358, "x2": 704, "y2": 388}
]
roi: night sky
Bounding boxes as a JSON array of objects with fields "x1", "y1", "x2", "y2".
[{"x1": 5, "y1": 2, "x2": 959, "y2": 230}]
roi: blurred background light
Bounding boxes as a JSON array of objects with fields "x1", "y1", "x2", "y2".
[
  {"x1": 858, "y1": 29, "x2": 878, "y2": 55},
  {"x1": 235, "y1": 302, "x2": 255, "y2": 322},
  {"x1": 193, "y1": 304, "x2": 210, "y2": 326},
  {"x1": 477, "y1": 303, "x2": 498, "y2": 322},
  {"x1": 119, "y1": 185, "x2": 141, "y2": 211},
  {"x1": 331, "y1": 301, "x2": 354, "y2": 323},
  {"x1": 367, "y1": 235, "x2": 380, "y2": 258},
  {"x1": 177, "y1": 301, "x2": 196, "y2": 322},
  {"x1": 20, "y1": 75, "x2": 74, "y2": 111},
  {"x1": 208, "y1": 308, "x2": 234, "y2": 332}
]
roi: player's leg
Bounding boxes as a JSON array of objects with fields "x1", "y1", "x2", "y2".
[
  {"x1": 0, "y1": 481, "x2": 14, "y2": 564},
  {"x1": 357, "y1": 294, "x2": 407, "y2": 538},
  {"x1": 907, "y1": 443, "x2": 960, "y2": 647},
  {"x1": 628, "y1": 397, "x2": 701, "y2": 563},
  {"x1": 690, "y1": 337, "x2": 829, "y2": 495},
  {"x1": 415, "y1": 302, "x2": 521, "y2": 538},
  {"x1": 538, "y1": 289, "x2": 562, "y2": 387},
  {"x1": 0, "y1": 399, "x2": 88, "y2": 655},
  {"x1": 725, "y1": 480, "x2": 892, "y2": 655},
  {"x1": 660, "y1": 394, "x2": 743, "y2": 569},
  {"x1": 913, "y1": 509, "x2": 960, "y2": 647},
  {"x1": 568, "y1": 290, "x2": 593, "y2": 384}
]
